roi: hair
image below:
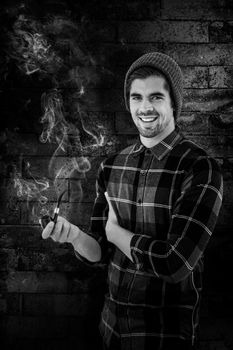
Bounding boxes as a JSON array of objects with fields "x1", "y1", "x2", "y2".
[{"x1": 125, "y1": 66, "x2": 174, "y2": 108}]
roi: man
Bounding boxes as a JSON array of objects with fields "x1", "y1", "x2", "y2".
[{"x1": 42, "y1": 52, "x2": 223, "y2": 350}]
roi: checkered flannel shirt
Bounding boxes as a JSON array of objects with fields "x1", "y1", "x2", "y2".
[{"x1": 77, "y1": 128, "x2": 223, "y2": 350}]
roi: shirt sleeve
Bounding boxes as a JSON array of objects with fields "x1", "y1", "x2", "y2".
[
  {"x1": 74, "y1": 160, "x2": 112, "y2": 265},
  {"x1": 130, "y1": 156, "x2": 223, "y2": 283}
]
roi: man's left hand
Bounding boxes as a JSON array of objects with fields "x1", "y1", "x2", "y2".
[{"x1": 105, "y1": 191, "x2": 118, "y2": 243}]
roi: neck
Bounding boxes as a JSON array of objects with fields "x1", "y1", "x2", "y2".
[{"x1": 140, "y1": 119, "x2": 175, "y2": 148}]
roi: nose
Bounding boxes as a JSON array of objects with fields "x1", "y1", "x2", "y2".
[{"x1": 139, "y1": 99, "x2": 154, "y2": 114}]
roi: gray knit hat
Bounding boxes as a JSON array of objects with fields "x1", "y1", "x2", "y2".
[{"x1": 124, "y1": 52, "x2": 183, "y2": 120}]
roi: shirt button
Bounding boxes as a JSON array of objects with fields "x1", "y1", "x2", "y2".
[{"x1": 140, "y1": 170, "x2": 146, "y2": 175}]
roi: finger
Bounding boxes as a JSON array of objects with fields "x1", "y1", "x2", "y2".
[
  {"x1": 50, "y1": 221, "x2": 64, "y2": 242},
  {"x1": 59, "y1": 221, "x2": 71, "y2": 243},
  {"x1": 42, "y1": 221, "x2": 55, "y2": 239}
]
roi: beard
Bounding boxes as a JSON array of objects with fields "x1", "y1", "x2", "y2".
[{"x1": 134, "y1": 111, "x2": 171, "y2": 138}]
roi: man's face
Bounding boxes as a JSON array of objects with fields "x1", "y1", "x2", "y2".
[{"x1": 129, "y1": 75, "x2": 174, "y2": 139}]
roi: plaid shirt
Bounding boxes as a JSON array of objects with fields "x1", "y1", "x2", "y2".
[{"x1": 79, "y1": 128, "x2": 223, "y2": 350}]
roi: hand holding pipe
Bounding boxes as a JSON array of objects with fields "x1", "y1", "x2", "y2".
[{"x1": 39, "y1": 190, "x2": 66, "y2": 229}]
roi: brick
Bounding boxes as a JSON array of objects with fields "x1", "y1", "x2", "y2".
[
  {"x1": 5, "y1": 270, "x2": 104, "y2": 294},
  {"x1": 209, "y1": 21, "x2": 233, "y2": 43},
  {"x1": 6, "y1": 272, "x2": 67, "y2": 293},
  {"x1": 70, "y1": 0, "x2": 160, "y2": 20},
  {"x1": 6, "y1": 178, "x2": 68, "y2": 205},
  {"x1": 68, "y1": 112, "x2": 116, "y2": 157},
  {"x1": 0, "y1": 131, "x2": 57, "y2": 157},
  {"x1": 0, "y1": 225, "x2": 57, "y2": 249},
  {"x1": 0, "y1": 227, "x2": 88, "y2": 271},
  {"x1": 0, "y1": 201, "x2": 20, "y2": 225},
  {"x1": 19, "y1": 156, "x2": 93, "y2": 183},
  {"x1": 22, "y1": 293, "x2": 90, "y2": 316},
  {"x1": 0, "y1": 225, "x2": 42, "y2": 249},
  {"x1": 118, "y1": 21, "x2": 208, "y2": 43},
  {"x1": 200, "y1": 317, "x2": 233, "y2": 341},
  {"x1": 0, "y1": 297, "x2": 7, "y2": 314},
  {"x1": 64, "y1": 202, "x2": 93, "y2": 229},
  {"x1": 177, "y1": 113, "x2": 209, "y2": 134},
  {"x1": 0, "y1": 249, "x2": 18, "y2": 272},
  {"x1": 69, "y1": 178, "x2": 96, "y2": 203},
  {"x1": 222, "y1": 181, "x2": 233, "y2": 203},
  {"x1": 20, "y1": 198, "x2": 93, "y2": 227},
  {"x1": 199, "y1": 341, "x2": 228, "y2": 350},
  {"x1": 3, "y1": 315, "x2": 70, "y2": 338},
  {"x1": 182, "y1": 66, "x2": 208, "y2": 88},
  {"x1": 186, "y1": 135, "x2": 233, "y2": 157},
  {"x1": 91, "y1": 21, "x2": 116, "y2": 42},
  {"x1": 84, "y1": 157, "x2": 105, "y2": 179},
  {"x1": 207, "y1": 294, "x2": 233, "y2": 318},
  {"x1": 115, "y1": 112, "x2": 137, "y2": 135},
  {"x1": 209, "y1": 114, "x2": 233, "y2": 135},
  {"x1": 98, "y1": 43, "x2": 162, "y2": 67},
  {"x1": 220, "y1": 158, "x2": 233, "y2": 182},
  {"x1": 161, "y1": 0, "x2": 233, "y2": 20},
  {"x1": 0, "y1": 94, "x2": 44, "y2": 136},
  {"x1": 20, "y1": 201, "x2": 56, "y2": 225},
  {"x1": 102, "y1": 43, "x2": 233, "y2": 67},
  {"x1": 165, "y1": 44, "x2": 233, "y2": 66},
  {"x1": 65, "y1": 87, "x2": 123, "y2": 112},
  {"x1": 1, "y1": 245, "x2": 86, "y2": 272},
  {"x1": 6, "y1": 293, "x2": 21, "y2": 315},
  {"x1": 183, "y1": 89, "x2": 233, "y2": 113},
  {"x1": 209, "y1": 66, "x2": 233, "y2": 88},
  {"x1": 19, "y1": 156, "x2": 52, "y2": 179}
]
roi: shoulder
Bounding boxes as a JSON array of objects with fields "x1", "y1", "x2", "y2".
[
  {"x1": 175, "y1": 137, "x2": 223, "y2": 188},
  {"x1": 171, "y1": 136, "x2": 222, "y2": 183},
  {"x1": 174, "y1": 137, "x2": 220, "y2": 166}
]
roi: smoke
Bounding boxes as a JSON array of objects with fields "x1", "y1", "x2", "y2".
[
  {"x1": 13, "y1": 165, "x2": 49, "y2": 205},
  {"x1": 2, "y1": 9, "x2": 113, "y2": 224}
]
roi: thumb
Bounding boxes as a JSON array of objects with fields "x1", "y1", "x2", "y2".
[
  {"x1": 104, "y1": 192, "x2": 112, "y2": 210},
  {"x1": 42, "y1": 221, "x2": 55, "y2": 239}
]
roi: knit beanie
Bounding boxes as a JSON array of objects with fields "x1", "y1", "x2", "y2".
[{"x1": 124, "y1": 52, "x2": 183, "y2": 120}]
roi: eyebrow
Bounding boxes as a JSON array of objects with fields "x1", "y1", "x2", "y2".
[{"x1": 130, "y1": 92, "x2": 165, "y2": 98}]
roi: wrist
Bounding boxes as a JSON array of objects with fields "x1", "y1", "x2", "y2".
[
  {"x1": 106, "y1": 221, "x2": 119, "y2": 244},
  {"x1": 70, "y1": 224, "x2": 81, "y2": 251}
]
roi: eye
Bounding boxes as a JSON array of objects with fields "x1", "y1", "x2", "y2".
[
  {"x1": 130, "y1": 95, "x2": 141, "y2": 101},
  {"x1": 150, "y1": 95, "x2": 162, "y2": 102}
]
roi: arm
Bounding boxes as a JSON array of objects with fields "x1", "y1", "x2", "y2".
[
  {"x1": 42, "y1": 217, "x2": 102, "y2": 262},
  {"x1": 105, "y1": 192, "x2": 133, "y2": 262},
  {"x1": 106, "y1": 156, "x2": 223, "y2": 282},
  {"x1": 42, "y1": 161, "x2": 110, "y2": 264}
]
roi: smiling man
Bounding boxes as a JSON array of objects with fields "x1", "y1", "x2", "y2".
[
  {"x1": 42, "y1": 52, "x2": 223, "y2": 350},
  {"x1": 129, "y1": 74, "x2": 174, "y2": 143}
]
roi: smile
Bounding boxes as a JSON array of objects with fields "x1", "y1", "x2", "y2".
[{"x1": 139, "y1": 116, "x2": 158, "y2": 122}]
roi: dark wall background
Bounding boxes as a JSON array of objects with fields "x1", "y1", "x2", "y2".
[{"x1": 0, "y1": 0, "x2": 233, "y2": 349}]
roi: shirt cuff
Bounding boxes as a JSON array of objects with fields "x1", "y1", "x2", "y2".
[{"x1": 130, "y1": 234, "x2": 150, "y2": 270}]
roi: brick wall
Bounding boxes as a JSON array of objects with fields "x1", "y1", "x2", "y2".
[{"x1": 1, "y1": 0, "x2": 233, "y2": 349}]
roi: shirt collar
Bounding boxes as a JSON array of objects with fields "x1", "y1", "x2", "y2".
[{"x1": 132, "y1": 127, "x2": 183, "y2": 161}]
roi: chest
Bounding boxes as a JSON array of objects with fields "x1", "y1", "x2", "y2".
[{"x1": 107, "y1": 152, "x2": 185, "y2": 206}]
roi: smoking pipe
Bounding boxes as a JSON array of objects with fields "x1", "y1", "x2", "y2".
[{"x1": 39, "y1": 190, "x2": 66, "y2": 229}]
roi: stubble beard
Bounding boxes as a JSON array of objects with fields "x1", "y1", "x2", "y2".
[{"x1": 136, "y1": 113, "x2": 170, "y2": 139}]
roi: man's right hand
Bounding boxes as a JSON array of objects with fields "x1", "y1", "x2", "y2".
[{"x1": 41, "y1": 216, "x2": 80, "y2": 247}]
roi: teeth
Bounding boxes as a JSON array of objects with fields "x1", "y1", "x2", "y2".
[{"x1": 140, "y1": 117, "x2": 157, "y2": 122}]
